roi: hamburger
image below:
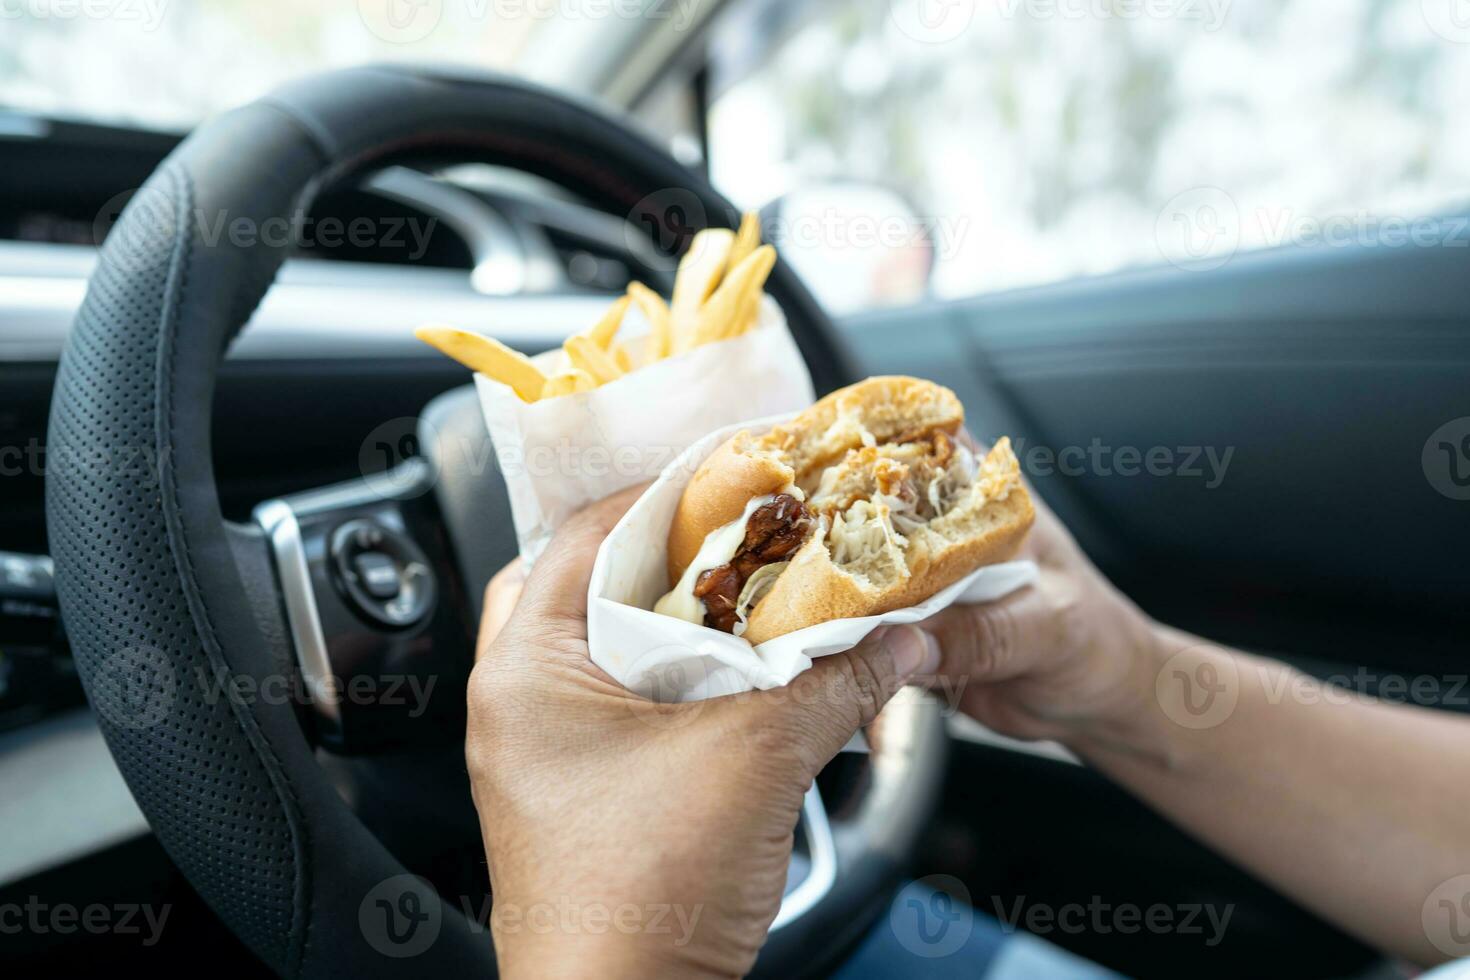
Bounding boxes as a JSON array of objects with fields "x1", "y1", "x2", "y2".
[{"x1": 653, "y1": 376, "x2": 1035, "y2": 643}]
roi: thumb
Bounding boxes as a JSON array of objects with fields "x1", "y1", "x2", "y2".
[{"x1": 751, "y1": 625, "x2": 941, "y2": 773}]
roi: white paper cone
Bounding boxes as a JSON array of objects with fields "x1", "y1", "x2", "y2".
[
  {"x1": 587, "y1": 417, "x2": 1040, "y2": 702},
  {"x1": 475, "y1": 297, "x2": 814, "y2": 565}
]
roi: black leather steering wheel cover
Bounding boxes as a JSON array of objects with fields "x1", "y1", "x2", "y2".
[{"x1": 46, "y1": 65, "x2": 854, "y2": 977}]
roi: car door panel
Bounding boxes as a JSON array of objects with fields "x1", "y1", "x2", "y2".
[{"x1": 843, "y1": 231, "x2": 1470, "y2": 678}]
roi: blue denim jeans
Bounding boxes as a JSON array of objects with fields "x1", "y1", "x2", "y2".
[{"x1": 832, "y1": 882, "x2": 1124, "y2": 979}]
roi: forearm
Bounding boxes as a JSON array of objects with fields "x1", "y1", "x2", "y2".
[{"x1": 1068, "y1": 626, "x2": 1470, "y2": 966}]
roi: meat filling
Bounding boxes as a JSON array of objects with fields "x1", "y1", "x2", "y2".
[
  {"x1": 693, "y1": 493, "x2": 812, "y2": 632},
  {"x1": 812, "y1": 429, "x2": 958, "y2": 522}
]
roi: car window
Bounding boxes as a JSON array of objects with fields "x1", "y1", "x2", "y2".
[
  {"x1": 0, "y1": 5, "x2": 575, "y2": 130},
  {"x1": 705, "y1": 0, "x2": 1470, "y2": 313}
]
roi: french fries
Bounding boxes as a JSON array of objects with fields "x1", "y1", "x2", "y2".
[
  {"x1": 564, "y1": 334, "x2": 624, "y2": 385},
  {"x1": 626, "y1": 281, "x2": 672, "y2": 361},
  {"x1": 541, "y1": 369, "x2": 596, "y2": 398},
  {"x1": 670, "y1": 228, "x2": 735, "y2": 354},
  {"x1": 415, "y1": 212, "x2": 772, "y2": 401},
  {"x1": 413, "y1": 325, "x2": 547, "y2": 402},
  {"x1": 692, "y1": 245, "x2": 776, "y2": 347},
  {"x1": 728, "y1": 210, "x2": 761, "y2": 274},
  {"x1": 611, "y1": 342, "x2": 636, "y2": 373},
  {"x1": 583, "y1": 295, "x2": 630, "y2": 350}
]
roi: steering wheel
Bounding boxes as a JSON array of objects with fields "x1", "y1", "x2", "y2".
[{"x1": 45, "y1": 65, "x2": 946, "y2": 978}]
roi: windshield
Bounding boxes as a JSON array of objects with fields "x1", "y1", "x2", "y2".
[{"x1": 0, "y1": 2, "x2": 569, "y2": 130}]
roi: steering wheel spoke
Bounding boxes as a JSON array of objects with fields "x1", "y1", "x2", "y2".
[{"x1": 253, "y1": 457, "x2": 471, "y2": 754}]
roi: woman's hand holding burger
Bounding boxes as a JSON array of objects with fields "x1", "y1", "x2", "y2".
[
  {"x1": 467, "y1": 487, "x2": 943, "y2": 980},
  {"x1": 916, "y1": 486, "x2": 1171, "y2": 751}
]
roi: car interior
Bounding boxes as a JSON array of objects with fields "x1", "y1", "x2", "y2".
[{"x1": 3, "y1": 2, "x2": 1468, "y2": 977}]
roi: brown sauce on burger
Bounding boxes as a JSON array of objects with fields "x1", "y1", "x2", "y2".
[{"x1": 693, "y1": 493, "x2": 812, "y2": 632}]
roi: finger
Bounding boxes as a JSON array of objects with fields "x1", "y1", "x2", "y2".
[
  {"x1": 748, "y1": 625, "x2": 941, "y2": 773},
  {"x1": 919, "y1": 583, "x2": 1055, "y2": 685},
  {"x1": 501, "y1": 483, "x2": 649, "y2": 642},
  {"x1": 477, "y1": 559, "x2": 527, "y2": 654}
]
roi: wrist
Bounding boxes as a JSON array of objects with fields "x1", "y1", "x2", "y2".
[
  {"x1": 1060, "y1": 618, "x2": 1182, "y2": 767},
  {"x1": 489, "y1": 887, "x2": 735, "y2": 980},
  {"x1": 496, "y1": 929, "x2": 732, "y2": 980},
  {"x1": 494, "y1": 930, "x2": 657, "y2": 980}
]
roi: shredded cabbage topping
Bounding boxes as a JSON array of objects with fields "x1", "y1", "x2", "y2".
[
  {"x1": 732, "y1": 560, "x2": 791, "y2": 637},
  {"x1": 820, "y1": 440, "x2": 983, "y2": 567},
  {"x1": 874, "y1": 492, "x2": 926, "y2": 535},
  {"x1": 926, "y1": 444, "x2": 978, "y2": 519},
  {"x1": 829, "y1": 500, "x2": 906, "y2": 565}
]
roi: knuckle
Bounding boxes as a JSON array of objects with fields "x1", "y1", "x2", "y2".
[
  {"x1": 970, "y1": 604, "x2": 1017, "y2": 675},
  {"x1": 466, "y1": 649, "x2": 537, "y2": 733},
  {"x1": 466, "y1": 658, "x2": 500, "y2": 716},
  {"x1": 464, "y1": 675, "x2": 502, "y2": 776},
  {"x1": 841, "y1": 651, "x2": 888, "y2": 727},
  {"x1": 801, "y1": 654, "x2": 885, "y2": 735},
  {"x1": 463, "y1": 725, "x2": 497, "y2": 781},
  {"x1": 743, "y1": 716, "x2": 810, "y2": 769},
  {"x1": 741, "y1": 688, "x2": 834, "y2": 776},
  {"x1": 1054, "y1": 592, "x2": 1084, "y2": 650}
]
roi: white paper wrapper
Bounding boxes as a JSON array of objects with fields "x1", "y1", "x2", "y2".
[
  {"x1": 587, "y1": 417, "x2": 1040, "y2": 702},
  {"x1": 476, "y1": 297, "x2": 814, "y2": 564}
]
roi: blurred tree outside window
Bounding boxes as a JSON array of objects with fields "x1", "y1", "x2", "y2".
[{"x1": 706, "y1": 0, "x2": 1470, "y2": 312}]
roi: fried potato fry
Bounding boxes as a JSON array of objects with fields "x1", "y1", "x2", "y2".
[
  {"x1": 691, "y1": 245, "x2": 777, "y2": 347},
  {"x1": 626, "y1": 281, "x2": 672, "y2": 361},
  {"x1": 540, "y1": 369, "x2": 597, "y2": 399},
  {"x1": 671, "y1": 228, "x2": 735, "y2": 353},
  {"x1": 611, "y1": 341, "x2": 635, "y2": 373},
  {"x1": 583, "y1": 295, "x2": 630, "y2": 350},
  {"x1": 414, "y1": 324, "x2": 547, "y2": 402},
  {"x1": 727, "y1": 211, "x2": 761, "y2": 273},
  {"x1": 564, "y1": 334, "x2": 624, "y2": 385},
  {"x1": 731, "y1": 245, "x2": 775, "y2": 338},
  {"x1": 418, "y1": 216, "x2": 777, "y2": 390}
]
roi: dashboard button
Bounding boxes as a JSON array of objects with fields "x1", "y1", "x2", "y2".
[
  {"x1": 354, "y1": 552, "x2": 401, "y2": 600},
  {"x1": 328, "y1": 520, "x2": 435, "y2": 630}
]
